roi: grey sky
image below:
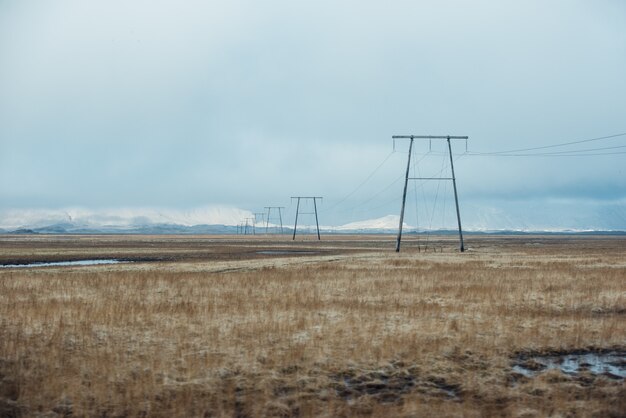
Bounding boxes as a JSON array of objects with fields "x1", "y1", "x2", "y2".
[{"x1": 1, "y1": 0, "x2": 625, "y2": 229}]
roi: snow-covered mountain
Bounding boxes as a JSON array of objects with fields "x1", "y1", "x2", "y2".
[
  {"x1": 335, "y1": 215, "x2": 412, "y2": 232},
  {"x1": 462, "y1": 200, "x2": 626, "y2": 233},
  {"x1": 0, "y1": 207, "x2": 253, "y2": 233},
  {"x1": 1, "y1": 204, "x2": 624, "y2": 234}
]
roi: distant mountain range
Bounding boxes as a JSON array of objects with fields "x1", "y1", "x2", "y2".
[
  {"x1": 327, "y1": 215, "x2": 625, "y2": 235},
  {"x1": 4, "y1": 223, "x2": 240, "y2": 235},
  {"x1": 0, "y1": 207, "x2": 250, "y2": 234},
  {"x1": 0, "y1": 210, "x2": 624, "y2": 235}
]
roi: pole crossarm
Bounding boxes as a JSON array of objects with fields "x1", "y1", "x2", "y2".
[
  {"x1": 392, "y1": 135, "x2": 468, "y2": 140},
  {"x1": 408, "y1": 177, "x2": 454, "y2": 180}
]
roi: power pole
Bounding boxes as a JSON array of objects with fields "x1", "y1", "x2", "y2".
[
  {"x1": 396, "y1": 137, "x2": 414, "y2": 252},
  {"x1": 245, "y1": 217, "x2": 256, "y2": 235},
  {"x1": 291, "y1": 197, "x2": 322, "y2": 240},
  {"x1": 243, "y1": 217, "x2": 256, "y2": 235},
  {"x1": 292, "y1": 198, "x2": 300, "y2": 240},
  {"x1": 446, "y1": 137, "x2": 465, "y2": 252},
  {"x1": 392, "y1": 135, "x2": 468, "y2": 252},
  {"x1": 264, "y1": 206, "x2": 285, "y2": 234},
  {"x1": 253, "y1": 213, "x2": 265, "y2": 235}
]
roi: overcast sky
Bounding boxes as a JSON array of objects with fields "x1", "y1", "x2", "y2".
[{"x1": 1, "y1": 0, "x2": 625, "y2": 229}]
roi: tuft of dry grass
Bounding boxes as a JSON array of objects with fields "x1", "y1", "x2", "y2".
[{"x1": 0, "y1": 235, "x2": 625, "y2": 417}]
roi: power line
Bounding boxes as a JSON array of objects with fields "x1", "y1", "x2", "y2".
[
  {"x1": 322, "y1": 150, "x2": 395, "y2": 213},
  {"x1": 470, "y1": 132, "x2": 626, "y2": 156},
  {"x1": 531, "y1": 144, "x2": 626, "y2": 155},
  {"x1": 343, "y1": 152, "x2": 433, "y2": 213},
  {"x1": 349, "y1": 175, "x2": 404, "y2": 210},
  {"x1": 466, "y1": 149, "x2": 626, "y2": 157},
  {"x1": 333, "y1": 152, "x2": 466, "y2": 216}
]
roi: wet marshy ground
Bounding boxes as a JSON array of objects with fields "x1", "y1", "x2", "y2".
[
  {"x1": 330, "y1": 362, "x2": 461, "y2": 404},
  {"x1": 256, "y1": 250, "x2": 320, "y2": 255},
  {"x1": 0, "y1": 259, "x2": 127, "y2": 268},
  {"x1": 1, "y1": 234, "x2": 624, "y2": 417},
  {"x1": 512, "y1": 348, "x2": 626, "y2": 380}
]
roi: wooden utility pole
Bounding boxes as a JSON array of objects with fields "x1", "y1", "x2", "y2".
[
  {"x1": 291, "y1": 197, "x2": 322, "y2": 240},
  {"x1": 244, "y1": 217, "x2": 256, "y2": 235},
  {"x1": 264, "y1": 206, "x2": 285, "y2": 234},
  {"x1": 446, "y1": 137, "x2": 465, "y2": 252},
  {"x1": 396, "y1": 137, "x2": 414, "y2": 252},
  {"x1": 253, "y1": 213, "x2": 266, "y2": 235}
]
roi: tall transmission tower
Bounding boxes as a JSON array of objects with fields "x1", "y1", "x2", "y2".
[
  {"x1": 291, "y1": 197, "x2": 322, "y2": 240},
  {"x1": 392, "y1": 135, "x2": 468, "y2": 253},
  {"x1": 264, "y1": 206, "x2": 285, "y2": 234}
]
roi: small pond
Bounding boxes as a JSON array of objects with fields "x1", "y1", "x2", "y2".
[{"x1": 513, "y1": 350, "x2": 626, "y2": 379}]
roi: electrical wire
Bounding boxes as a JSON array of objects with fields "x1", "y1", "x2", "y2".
[
  {"x1": 352, "y1": 174, "x2": 404, "y2": 210},
  {"x1": 428, "y1": 154, "x2": 447, "y2": 233},
  {"x1": 523, "y1": 144, "x2": 626, "y2": 155},
  {"x1": 467, "y1": 150, "x2": 626, "y2": 157},
  {"x1": 325, "y1": 150, "x2": 466, "y2": 225},
  {"x1": 322, "y1": 150, "x2": 395, "y2": 213},
  {"x1": 360, "y1": 151, "x2": 433, "y2": 216},
  {"x1": 441, "y1": 175, "x2": 449, "y2": 232},
  {"x1": 469, "y1": 132, "x2": 626, "y2": 155},
  {"x1": 329, "y1": 150, "x2": 433, "y2": 216},
  {"x1": 412, "y1": 151, "x2": 420, "y2": 243}
]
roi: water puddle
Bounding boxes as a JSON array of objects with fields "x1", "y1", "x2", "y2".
[
  {"x1": 512, "y1": 350, "x2": 626, "y2": 379},
  {"x1": 0, "y1": 259, "x2": 126, "y2": 268},
  {"x1": 256, "y1": 250, "x2": 319, "y2": 255}
]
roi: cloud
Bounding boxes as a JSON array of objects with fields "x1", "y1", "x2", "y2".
[
  {"x1": 0, "y1": 206, "x2": 253, "y2": 229},
  {"x1": 0, "y1": 0, "x2": 625, "y2": 228}
]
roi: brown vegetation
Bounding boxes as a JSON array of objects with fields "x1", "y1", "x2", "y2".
[{"x1": 0, "y1": 235, "x2": 625, "y2": 417}]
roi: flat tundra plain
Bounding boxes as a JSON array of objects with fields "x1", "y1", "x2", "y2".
[{"x1": 0, "y1": 234, "x2": 624, "y2": 417}]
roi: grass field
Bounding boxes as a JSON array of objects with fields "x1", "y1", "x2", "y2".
[{"x1": 0, "y1": 234, "x2": 624, "y2": 417}]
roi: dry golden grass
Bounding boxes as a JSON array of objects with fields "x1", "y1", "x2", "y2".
[{"x1": 0, "y1": 235, "x2": 625, "y2": 417}]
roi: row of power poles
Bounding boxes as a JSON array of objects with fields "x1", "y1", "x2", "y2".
[
  {"x1": 236, "y1": 134, "x2": 467, "y2": 253},
  {"x1": 237, "y1": 199, "x2": 323, "y2": 240}
]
